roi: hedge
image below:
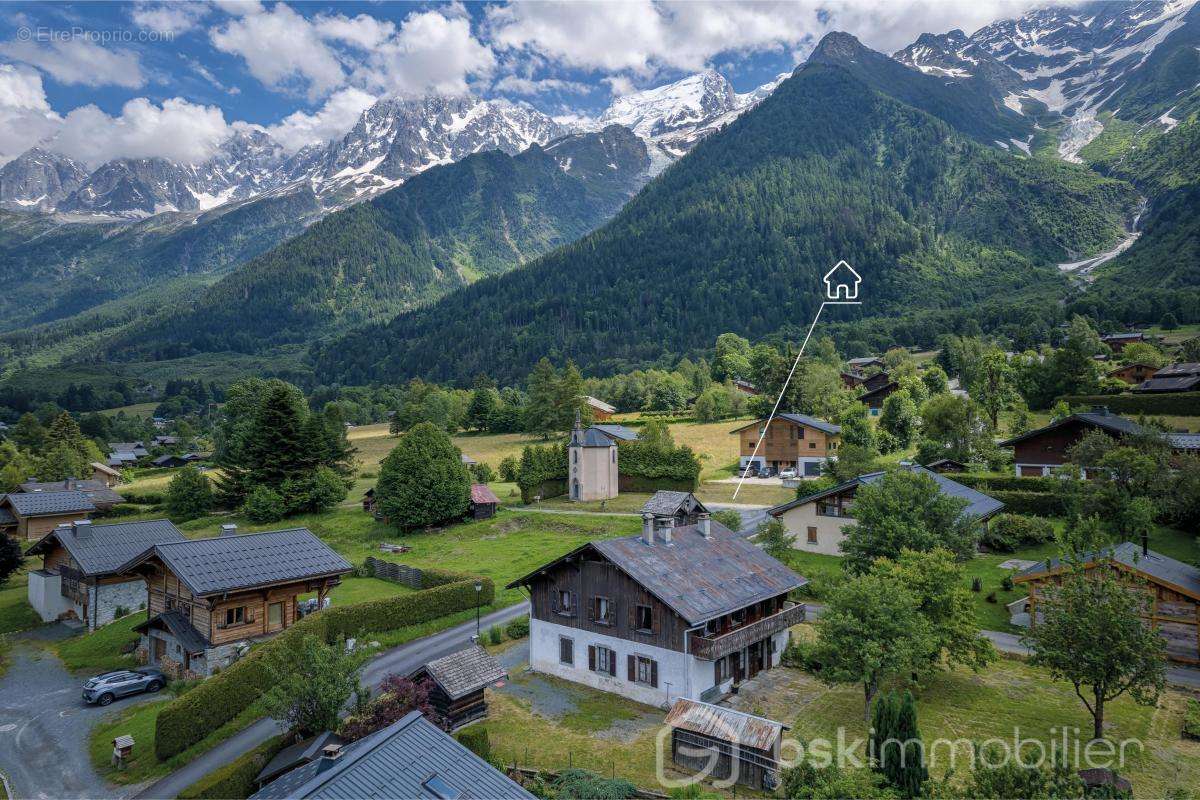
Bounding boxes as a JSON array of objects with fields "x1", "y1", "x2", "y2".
[
  {"x1": 950, "y1": 474, "x2": 1060, "y2": 493},
  {"x1": 154, "y1": 573, "x2": 494, "y2": 760},
  {"x1": 177, "y1": 736, "x2": 286, "y2": 799},
  {"x1": 120, "y1": 491, "x2": 166, "y2": 505},
  {"x1": 616, "y1": 440, "x2": 701, "y2": 485},
  {"x1": 987, "y1": 490, "x2": 1067, "y2": 518},
  {"x1": 1057, "y1": 392, "x2": 1200, "y2": 416},
  {"x1": 616, "y1": 475, "x2": 696, "y2": 494}
]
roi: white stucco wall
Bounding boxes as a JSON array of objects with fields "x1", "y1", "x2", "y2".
[
  {"x1": 27, "y1": 570, "x2": 76, "y2": 623},
  {"x1": 568, "y1": 444, "x2": 618, "y2": 501},
  {"x1": 775, "y1": 503, "x2": 850, "y2": 557}
]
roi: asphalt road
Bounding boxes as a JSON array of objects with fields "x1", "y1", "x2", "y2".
[
  {"x1": 0, "y1": 635, "x2": 155, "y2": 800},
  {"x1": 134, "y1": 601, "x2": 530, "y2": 800}
]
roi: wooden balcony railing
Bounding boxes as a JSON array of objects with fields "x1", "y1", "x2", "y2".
[{"x1": 688, "y1": 602, "x2": 806, "y2": 661}]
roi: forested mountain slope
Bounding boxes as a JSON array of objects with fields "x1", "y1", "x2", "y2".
[
  {"x1": 106, "y1": 127, "x2": 649, "y2": 358},
  {"x1": 313, "y1": 61, "x2": 1137, "y2": 386}
]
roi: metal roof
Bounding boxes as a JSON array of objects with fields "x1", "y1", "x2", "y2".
[
  {"x1": 256, "y1": 733, "x2": 346, "y2": 787},
  {"x1": 470, "y1": 484, "x2": 500, "y2": 505},
  {"x1": 582, "y1": 396, "x2": 616, "y2": 414},
  {"x1": 1015, "y1": 542, "x2": 1200, "y2": 601},
  {"x1": 569, "y1": 426, "x2": 615, "y2": 447},
  {"x1": 121, "y1": 528, "x2": 352, "y2": 597},
  {"x1": 1167, "y1": 433, "x2": 1200, "y2": 451},
  {"x1": 641, "y1": 490, "x2": 709, "y2": 517},
  {"x1": 769, "y1": 465, "x2": 1003, "y2": 521},
  {"x1": 18, "y1": 480, "x2": 124, "y2": 506},
  {"x1": 1134, "y1": 376, "x2": 1200, "y2": 393},
  {"x1": 999, "y1": 410, "x2": 1145, "y2": 447},
  {"x1": 133, "y1": 610, "x2": 211, "y2": 654},
  {"x1": 25, "y1": 519, "x2": 185, "y2": 576},
  {"x1": 591, "y1": 424, "x2": 639, "y2": 442},
  {"x1": 1102, "y1": 332, "x2": 1144, "y2": 341},
  {"x1": 90, "y1": 462, "x2": 121, "y2": 477},
  {"x1": 3, "y1": 491, "x2": 96, "y2": 518},
  {"x1": 412, "y1": 644, "x2": 506, "y2": 701},
  {"x1": 1155, "y1": 362, "x2": 1200, "y2": 377},
  {"x1": 108, "y1": 442, "x2": 148, "y2": 456},
  {"x1": 846, "y1": 356, "x2": 882, "y2": 366},
  {"x1": 510, "y1": 520, "x2": 805, "y2": 626},
  {"x1": 729, "y1": 413, "x2": 841, "y2": 436},
  {"x1": 250, "y1": 711, "x2": 533, "y2": 800},
  {"x1": 665, "y1": 698, "x2": 786, "y2": 751},
  {"x1": 857, "y1": 381, "x2": 899, "y2": 401}
]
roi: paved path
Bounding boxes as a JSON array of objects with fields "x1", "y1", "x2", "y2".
[
  {"x1": 134, "y1": 602, "x2": 529, "y2": 800},
  {"x1": 0, "y1": 632, "x2": 154, "y2": 800}
]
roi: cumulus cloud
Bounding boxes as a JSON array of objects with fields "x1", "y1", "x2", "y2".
[
  {"x1": 131, "y1": 2, "x2": 209, "y2": 35},
  {"x1": 265, "y1": 86, "x2": 377, "y2": 152},
  {"x1": 313, "y1": 12, "x2": 395, "y2": 50},
  {"x1": 52, "y1": 97, "x2": 231, "y2": 166},
  {"x1": 353, "y1": 9, "x2": 496, "y2": 97},
  {"x1": 0, "y1": 38, "x2": 145, "y2": 88},
  {"x1": 493, "y1": 75, "x2": 591, "y2": 96},
  {"x1": 0, "y1": 65, "x2": 61, "y2": 164},
  {"x1": 210, "y1": 2, "x2": 345, "y2": 99}
]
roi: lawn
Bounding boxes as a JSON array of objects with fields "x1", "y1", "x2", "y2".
[
  {"x1": 0, "y1": 567, "x2": 40, "y2": 636},
  {"x1": 98, "y1": 402, "x2": 159, "y2": 419},
  {"x1": 53, "y1": 613, "x2": 142, "y2": 673}
]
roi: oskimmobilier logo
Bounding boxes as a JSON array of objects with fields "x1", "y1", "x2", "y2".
[{"x1": 654, "y1": 720, "x2": 1144, "y2": 789}]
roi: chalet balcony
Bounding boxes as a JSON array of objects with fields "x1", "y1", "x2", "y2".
[{"x1": 689, "y1": 602, "x2": 806, "y2": 661}]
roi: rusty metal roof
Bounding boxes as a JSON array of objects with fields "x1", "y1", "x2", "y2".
[
  {"x1": 665, "y1": 698, "x2": 786, "y2": 751},
  {"x1": 470, "y1": 484, "x2": 500, "y2": 505}
]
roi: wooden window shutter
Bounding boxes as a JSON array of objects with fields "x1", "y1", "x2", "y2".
[
  {"x1": 550, "y1": 587, "x2": 560, "y2": 614},
  {"x1": 650, "y1": 660, "x2": 658, "y2": 688},
  {"x1": 609, "y1": 653, "x2": 616, "y2": 677},
  {"x1": 714, "y1": 660, "x2": 721, "y2": 684},
  {"x1": 588, "y1": 645, "x2": 596, "y2": 671},
  {"x1": 627, "y1": 654, "x2": 636, "y2": 681},
  {"x1": 651, "y1": 606, "x2": 660, "y2": 635},
  {"x1": 587, "y1": 598, "x2": 595, "y2": 622},
  {"x1": 628, "y1": 602, "x2": 636, "y2": 629}
]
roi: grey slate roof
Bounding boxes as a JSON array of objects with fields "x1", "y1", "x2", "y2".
[
  {"x1": 1135, "y1": 376, "x2": 1200, "y2": 393},
  {"x1": 108, "y1": 442, "x2": 149, "y2": 457},
  {"x1": 1015, "y1": 542, "x2": 1200, "y2": 600},
  {"x1": 0, "y1": 507, "x2": 15, "y2": 526},
  {"x1": 569, "y1": 426, "x2": 615, "y2": 447},
  {"x1": 999, "y1": 410, "x2": 1146, "y2": 447},
  {"x1": 1167, "y1": 433, "x2": 1200, "y2": 451},
  {"x1": 25, "y1": 519, "x2": 185, "y2": 576},
  {"x1": 640, "y1": 490, "x2": 709, "y2": 517},
  {"x1": 121, "y1": 528, "x2": 352, "y2": 597},
  {"x1": 591, "y1": 424, "x2": 639, "y2": 442},
  {"x1": 19, "y1": 480, "x2": 124, "y2": 506},
  {"x1": 731, "y1": 413, "x2": 841, "y2": 436},
  {"x1": 769, "y1": 465, "x2": 1003, "y2": 521},
  {"x1": 256, "y1": 732, "x2": 345, "y2": 787},
  {"x1": 413, "y1": 644, "x2": 506, "y2": 700},
  {"x1": 1153, "y1": 363, "x2": 1200, "y2": 377},
  {"x1": 510, "y1": 520, "x2": 805, "y2": 626},
  {"x1": 250, "y1": 711, "x2": 533, "y2": 800},
  {"x1": 134, "y1": 610, "x2": 211, "y2": 654},
  {"x1": 3, "y1": 491, "x2": 96, "y2": 517}
]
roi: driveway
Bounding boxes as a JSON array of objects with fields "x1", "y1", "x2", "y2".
[{"x1": 0, "y1": 630, "x2": 152, "y2": 800}]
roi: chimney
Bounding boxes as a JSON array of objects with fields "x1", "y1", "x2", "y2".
[
  {"x1": 698, "y1": 512, "x2": 712, "y2": 539},
  {"x1": 642, "y1": 513, "x2": 655, "y2": 546},
  {"x1": 220, "y1": 523, "x2": 238, "y2": 536},
  {"x1": 658, "y1": 516, "x2": 674, "y2": 546},
  {"x1": 73, "y1": 519, "x2": 92, "y2": 539},
  {"x1": 1141, "y1": 533, "x2": 1149, "y2": 557},
  {"x1": 316, "y1": 743, "x2": 344, "y2": 772},
  {"x1": 65, "y1": 476, "x2": 75, "y2": 490}
]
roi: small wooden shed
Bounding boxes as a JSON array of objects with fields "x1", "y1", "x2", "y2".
[
  {"x1": 469, "y1": 484, "x2": 500, "y2": 520},
  {"x1": 409, "y1": 644, "x2": 506, "y2": 730},
  {"x1": 665, "y1": 698, "x2": 787, "y2": 791}
]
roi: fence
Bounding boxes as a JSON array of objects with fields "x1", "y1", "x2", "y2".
[{"x1": 363, "y1": 557, "x2": 424, "y2": 589}]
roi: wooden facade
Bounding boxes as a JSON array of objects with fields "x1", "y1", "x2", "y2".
[
  {"x1": 1106, "y1": 363, "x2": 1158, "y2": 385},
  {"x1": 734, "y1": 418, "x2": 840, "y2": 471},
  {"x1": 3, "y1": 507, "x2": 88, "y2": 541}
]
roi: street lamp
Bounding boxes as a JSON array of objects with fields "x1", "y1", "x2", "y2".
[{"x1": 474, "y1": 581, "x2": 483, "y2": 640}]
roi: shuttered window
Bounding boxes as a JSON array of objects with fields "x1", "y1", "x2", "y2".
[
  {"x1": 629, "y1": 654, "x2": 658, "y2": 687},
  {"x1": 560, "y1": 636, "x2": 574, "y2": 665}
]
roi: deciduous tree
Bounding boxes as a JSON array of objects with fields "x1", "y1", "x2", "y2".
[{"x1": 376, "y1": 423, "x2": 471, "y2": 530}]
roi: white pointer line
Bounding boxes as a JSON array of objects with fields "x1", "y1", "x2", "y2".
[{"x1": 732, "y1": 300, "x2": 861, "y2": 501}]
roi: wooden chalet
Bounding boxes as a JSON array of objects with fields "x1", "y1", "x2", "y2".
[
  {"x1": 18, "y1": 477, "x2": 124, "y2": 511},
  {"x1": 90, "y1": 461, "x2": 122, "y2": 488},
  {"x1": 508, "y1": 507, "x2": 806, "y2": 707},
  {"x1": 732, "y1": 379, "x2": 760, "y2": 396},
  {"x1": 1135, "y1": 363, "x2": 1200, "y2": 393},
  {"x1": 857, "y1": 380, "x2": 899, "y2": 415},
  {"x1": 469, "y1": 483, "x2": 500, "y2": 520},
  {"x1": 1013, "y1": 540, "x2": 1200, "y2": 665},
  {"x1": 999, "y1": 407, "x2": 1146, "y2": 477},
  {"x1": 1106, "y1": 362, "x2": 1158, "y2": 385},
  {"x1": 582, "y1": 396, "x2": 616, "y2": 422},
  {"x1": 665, "y1": 699, "x2": 787, "y2": 791},
  {"x1": 119, "y1": 525, "x2": 352, "y2": 677},
  {"x1": 1101, "y1": 332, "x2": 1145, "y2": 353},
  {"x1": 730, "y1": 413, "x2": 842, "y2": 477},
  {"x1": 408, "y1": 644, "x2": 507, "y2": 730},
  {"x1": 0, "y1": 490, "x2": 95, "y2": 540}
]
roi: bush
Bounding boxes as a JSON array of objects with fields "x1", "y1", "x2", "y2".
[
  {"x1": 100, "y1": 504, "x2": 143, "y2": 517},
  {"x1": 711, "y1": 509, "x2": 742, "y2": 532},
  {"x1": 981, "y1": 513, "x2": 1056, "y2": 552},
  {"x1": 155, "y1": 573, "x2": 494, "y2": 760},
  {"x1": 987, "y1": 490, "x2": 1067, "y2": 517},
  {"x1": 616, "y1": 439, "x2": 701, "y2": 486},
  {"x1": 1185, "y1": 699, "x2": 1200, "y2": 741},
  {"x1": 376, "y1": 423, "x2": 472, "y2": 529},
  {"x1": 498, "y1": 456, "x2": 519, "y2": 483},
  {"x1": 782, "y1": 639, "x2": 823, "y2": 672},
  {"x1": 166, "y1": 466, "x2": 213, "y2": 522},
  {"x1": 243, "y1": 485, "x2": 286, "y2": 523},
  {"x1": 553, "y1": 769, "x2": 638, "y2": 800},
  {"x1": 177, "y1": 736, "x2": 287, "y2": 799},
  {"x1": 951, "y1": 474, "x2": 1059, "y2": 493},
  {"x1": 120, "y1": 491, "x2": 166, "y2": 505},
  {"x1": 504, "y1": 616, "x2": 530, "y2": 640},
  {"x1": 971, "y1": 577, "x2": 983, "y2": 592},
  {"x1": 470, "y1": 462, "x2": 496, "y2": 484},
  {"x1": 487, "y1": 625, "x2": 503, "y2": 645},
  {"x1": 1001, "y1": 574, "x2": 1015, "y2": 592}
]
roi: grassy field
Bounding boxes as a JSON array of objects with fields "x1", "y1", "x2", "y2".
[{"x1": 98, "y1": 402, "x2": 158, "y2": 419}]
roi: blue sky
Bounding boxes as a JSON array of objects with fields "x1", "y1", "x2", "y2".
[{"x1": 0, "y1": 1, "x2": 1038, "y2": 165}]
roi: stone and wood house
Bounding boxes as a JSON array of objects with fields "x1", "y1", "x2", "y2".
[
  {"x1": 118, "y1": 526, "x2": 352, "y2": 678},
  {"x1": 24, "y1": 519, "x2": 186, "y2": 630},
  {"x1": 508, "y1": 506, "x2": 806, "y2": 708},
  {"x1": 730, "y1": 413, "x2": 841, "y2": 477},
  {"x1": 408, "y1": 644, "x2": 507, "y2": 730},
  {"x1": 767, "y1": 465, "x2": 1003, "y2": 557},
  {"x1": 1013, "y1": 540, "x2": 1199, "y2": 665},
  {"x1": 0, "y1": 490, "x2": 95, "y2": 540}
]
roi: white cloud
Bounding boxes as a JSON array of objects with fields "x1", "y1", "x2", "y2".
[
  {"x1": 354, "y1": 9, "x2": 495, "y2": 97},
  {"x1": 131, "y1": 2, "x2": 209, "y2": 35},
  {"x1": 211, "y1": 0, "x2": 263, "y2": 17},
  {"x1": 265, "y1": 86, "x2": 376, "y2": 152},
  {"x1": 313, "y1": 12, "x2": 395, "y2": 50},
  {"x1": 210, "y1": 2, "x2": 345, "y2": 99},
  {"x1": 0, "y1": 38, "x2": 145, "y2": 88},
  {"x1": 492, "y1": 75, "x2": 590, "y2": 96},
  {"x1": 602, "y1": 75, "x2": 636, "y2": 96},
  {"x1": 0, "y1": 65, "x2": 61, "y2": 164},
  {"x1": 52, "y1": 97, "x2": 231, "y2": 166}
]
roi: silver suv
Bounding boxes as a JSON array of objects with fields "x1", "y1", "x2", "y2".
[{"x1": 82, "y1": 668, "x2": 166, "y2": 706}]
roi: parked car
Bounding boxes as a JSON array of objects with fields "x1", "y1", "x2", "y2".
[
  {"x1": 758, "y1": 466, "x2": 775, "y2": 478},
  {"x1": 82, "y1": 668, "x2": 166, "y2": 706},
  {"x1": 741, "y1": 464, "x2": 759, "y2": 477},
  {"x1": 779, "y1": 468, "x2": 798, "y2": 479}
]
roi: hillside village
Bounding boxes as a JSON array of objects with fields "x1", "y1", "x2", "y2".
[{"x1": 2, "y1": 1, "x2": 1200, "y2": 799}]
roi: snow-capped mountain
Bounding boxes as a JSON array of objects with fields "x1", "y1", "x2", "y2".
[
  {"x1": 896, "y1": 0, "x2": 1200, "y2": 160},
  {"x1": 0, "y1": 148, "x2": 89, "y2": 212},
  {"x1": 586, "y1": 70, "x2": 787, "y2": 158}
]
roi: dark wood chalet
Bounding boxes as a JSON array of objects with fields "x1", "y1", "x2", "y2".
[
  {"x1": 508, "y1": 506, "x2": 805, "y2": 707},
  {"x1": 409, "y1": 644, "x2": 507, "y2": 729},
  {"x1": 665, "y1": 699, "x2": 788, "y2": 791}
]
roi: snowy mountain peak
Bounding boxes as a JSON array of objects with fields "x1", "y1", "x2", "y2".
[{"x1": 0, "y1": 147, "x2": 90, "y2": 212}]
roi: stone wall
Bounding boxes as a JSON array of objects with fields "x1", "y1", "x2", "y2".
[{"x1": 90, "y1": 579, "x2": 147, "y2": 629}]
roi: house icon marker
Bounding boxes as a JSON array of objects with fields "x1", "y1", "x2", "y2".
[{"x1": 823, "y1": 260, "x2": 861, "y2": 300}]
